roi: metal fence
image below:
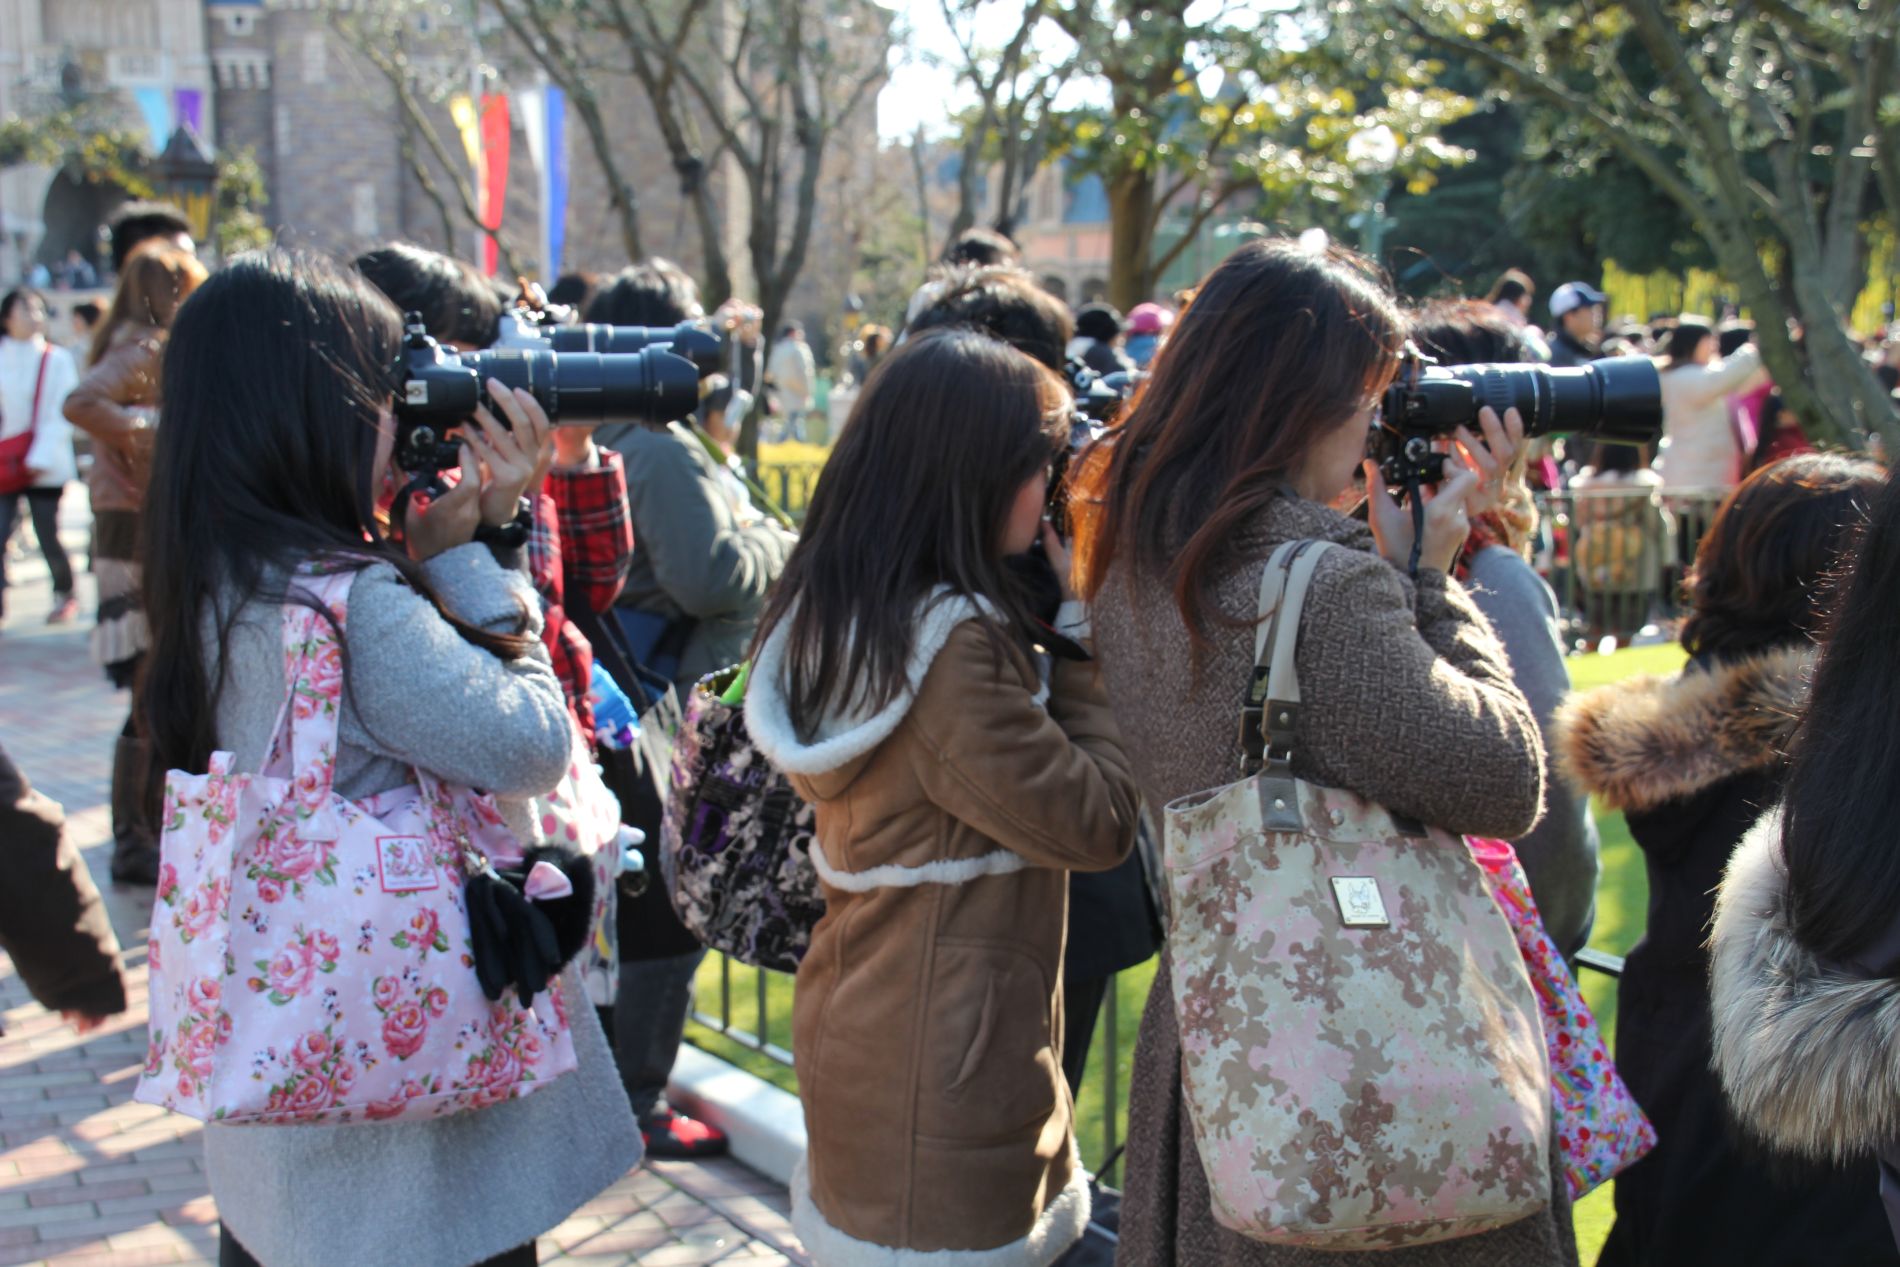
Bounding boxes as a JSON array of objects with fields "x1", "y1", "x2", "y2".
[{"x1": 1533, "y1": 485, "x2": 1727, "y2": 649}]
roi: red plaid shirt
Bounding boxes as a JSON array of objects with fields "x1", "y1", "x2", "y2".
[
  {"x1": 526, "y1": 494, "x2": 595, "y2": 740},
  {"x1": 526, "y1": 450, "x2": 634, "y2": 745},
  {"x1": 547, "y1": 449, "x2": 634, "y2": 615}
]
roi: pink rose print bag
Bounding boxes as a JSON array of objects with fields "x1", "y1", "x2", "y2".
[
  {"x1": 1469, "y1": 837, "x2": 1656, "y2": 1198},
  {"x1": 136, "y1": 567, "x2": 579, "y2": 1125},
  {"x1": 1162, "y1": 540, "x2": 1551, "y2": 1250}
]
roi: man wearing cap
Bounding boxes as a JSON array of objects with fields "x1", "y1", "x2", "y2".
[{"x1": 1549, "y1": 281, "x2": 1608, "y2": 367}]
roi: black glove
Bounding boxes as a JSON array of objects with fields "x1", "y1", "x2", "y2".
[{"x1": 464, "y1": 845, "x2": 595, "y2": 1008}]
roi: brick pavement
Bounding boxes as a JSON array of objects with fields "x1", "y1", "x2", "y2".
[{"x1": 0, "y1": 506, "x2": 811, "y2": 1266}]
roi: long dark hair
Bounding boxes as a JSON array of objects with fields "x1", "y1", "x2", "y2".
[
  {"x1": 1073, "y1": 238, "x2": 1404, "y2": 642},
  {"x1": 751, "y1": 327, "x2": 1067, "y2": 732},
  {"x1": 1781, "y1": 467, "x2": 1900, "y2": 964},
  {"x1": 1678, "y1": 453, "x2": 1882, "y2": 663},
  {"x1": 354, "y1": 242, "x2": 500, "y2": 347},
  {"x1": 138, "y1": 249, "x2": 528, "y2": 781},
  {"x1": 1657, "y1": 316, "x2": 1714, "y2": 372}
]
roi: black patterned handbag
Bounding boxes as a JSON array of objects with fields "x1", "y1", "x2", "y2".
[{"x1": 661, "y1": 664, "x2": 825, "y2": 972}]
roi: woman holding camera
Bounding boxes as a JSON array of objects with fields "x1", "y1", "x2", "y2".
[
  {"x1": 1077, "y1": 238, "x2": 1573, "y2": 1265},
  {"x1": 1561, "y1": 453, "x2": 1893, "y2": 1267},
  {"x1": 745, "y1": 326, "x2": 1140, "y2": 1265},
  {"x1": 137, "y1": 250, "x2": 638, "y2": 1267}
]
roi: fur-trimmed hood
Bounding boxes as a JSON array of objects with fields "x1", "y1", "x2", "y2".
[
  {"x1": 745, "y1": 590, "x2": 1008, "y2": 783},
  {"x1": 1710, "y1": 810, "x2": 1900, "y2": 1162},
  {"x1": 1554, "y1": 645, "x2": 1813, "y2": 814}
]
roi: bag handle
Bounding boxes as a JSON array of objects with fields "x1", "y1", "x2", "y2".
[{"x1": 1239, "y1": 539, "x2": 1336, "y2": 777}]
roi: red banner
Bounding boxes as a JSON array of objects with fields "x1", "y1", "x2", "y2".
[{"x1": 480, "y1": 94, "x2": 511, "y2": 277}]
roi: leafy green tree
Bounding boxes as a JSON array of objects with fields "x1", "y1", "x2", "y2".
[{"x1": 1380, "y1": 0, "x2": 1898, "y2": 449}]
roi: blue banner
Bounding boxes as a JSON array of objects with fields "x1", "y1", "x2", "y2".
[
  {"x1": 133, "y1": 86, "x2": 173, "y2": 151},
  {"x1": 546, "y1": 85, "x2": 567, "y2": 276}
]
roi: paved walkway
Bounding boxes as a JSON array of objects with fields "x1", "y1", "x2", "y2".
[{"x1": 0, "y1": 505, "x2": 811, "y2": 1266}]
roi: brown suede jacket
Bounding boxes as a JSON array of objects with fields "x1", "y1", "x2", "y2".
[
  {"x1": 747, "y1": 595, "x2": 1139, "y2": 1265},
  {"x1": 62, "y1": 324, "x2": 164, "y2": 514}
]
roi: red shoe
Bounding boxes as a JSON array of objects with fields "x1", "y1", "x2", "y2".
[
  {"x1": 640, "y1": 1110, "x2": 729, "y2": 1159},
  {"x1": 47, "y1": 594, "x2": 79, "y2": 625}
]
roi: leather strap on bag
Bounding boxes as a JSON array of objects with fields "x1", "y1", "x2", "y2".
[{"x1": 1239, "y1": 539, "x2": 1336, "y2": 778}]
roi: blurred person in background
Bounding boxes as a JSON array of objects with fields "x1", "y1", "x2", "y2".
[
  {"x1": 1070, "y1": 302, "x2": 1137, "y2": 377},
  {"x1": 0, "y1": 287, "x2": 81, "y2": 628},
  {"x1": 61, "y1": 242, "x2": 207, "y2": 886},
  {"x1": 1559, "y1": 454, "x2": 1894, "y2": 1267},
  {"x1": 1746, "y1": 393, "x2": 1814, "y2": 474},
  {"x1": 1124, "y1": 301, "x2": 1173, "y2": 370},
  {"x1": 1570, "y1": 443, "x2": 1672, "y2": 648},
  {"x1": 106, "y1": 201, "x2": 193, "y2": 274},
  {"x1": 68, "y1": 299, "x2": 103, "y2": 346},
  {"x1": 1655, "y1": 315, "x2": 1769, "y2": 493},
  {"x1": 1547, "y1": 281, "x2": 1607, "y2": 368},
  {"x1": 766, "y1": 321, "x2": 817, "y2": 443}
]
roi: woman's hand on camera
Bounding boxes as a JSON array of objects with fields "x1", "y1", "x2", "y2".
[
  {"x1": 1453, "y1": 405, "x2": 1525, "y2": 521},
  {"x1": 405, "y1": 446, "x2": 485, "y2": 561},
  {"x1": 1364, "y1": 460, "x2": 1478, "y2": 575},
  {"x1": 466, "y1": 380, "x2": 554, "y2": 525}
]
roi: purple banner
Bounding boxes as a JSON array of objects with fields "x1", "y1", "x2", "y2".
[{"x1": 174, "y1": 88, "x2": 205, "y2": 138}]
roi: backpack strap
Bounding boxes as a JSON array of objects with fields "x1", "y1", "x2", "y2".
[{"x1": 1239, "y1": 539, "x2": 1337, "y2": 781}]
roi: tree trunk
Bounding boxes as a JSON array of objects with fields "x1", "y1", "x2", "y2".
[
  {"x1": 944, "y1": 129, "x2": 982, "y2": 253},
  {"x1": 1107, "y1": 166, "x2": 1157, "y2": 311}
]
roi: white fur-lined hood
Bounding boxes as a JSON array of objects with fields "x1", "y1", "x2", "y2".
[
  {"x1": 745, "y1": 591, "x2": 1002, "y2": 779},
  {"x1": 1711, "y1": 808, "x2": 1900, "y2": 1162}
]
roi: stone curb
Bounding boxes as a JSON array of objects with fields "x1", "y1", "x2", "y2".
[{"x1": 667, "y1": 1046, "x2": 807, "y2": 1187}]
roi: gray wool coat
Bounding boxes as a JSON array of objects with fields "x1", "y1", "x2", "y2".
[
  {"x1": 598, "y1": 421, "x2": 796, "y2": 688},
  {"x1": 1090, "y1": 491, "x2": 1578, "y2": 1267},
  {"x1": 200, "y1": 544, "x2": 640, "y2": 1267}
]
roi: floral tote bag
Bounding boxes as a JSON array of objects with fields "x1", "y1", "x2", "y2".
[
  {"x1": 137, "y1": 566, "x2": 578, "y2": 1125},
  {"x1": 1469, "y1": 837, "x2": 1657, "y2": 1198},
  {"x1": 1162, "y1": 539, "x2": 1551, "y2": 1250}
]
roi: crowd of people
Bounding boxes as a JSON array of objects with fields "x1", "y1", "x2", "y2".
[{"x1": 3, "y1": 201, "x2": 1900, "y2": 1267}]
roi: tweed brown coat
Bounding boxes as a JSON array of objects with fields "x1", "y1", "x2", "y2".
[{"x1": 1089, "y1": 490, "x2": 1577, "y2": 1267}]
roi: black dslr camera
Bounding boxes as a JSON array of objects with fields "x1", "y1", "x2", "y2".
[
  {"x1": 392, "y1": 313, "x2": 703, "y2": 479},
  {"x1": 1371, "y1": 348, "x2": 1662, "y2": 486}
]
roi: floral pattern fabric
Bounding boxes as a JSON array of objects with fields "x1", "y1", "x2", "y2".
[
  {"x1": 1469, "y1": 838, "x2": 1656, "y2": 1199},
  {"x1": 661, "y1": 668, "x2": 823, "y2": 973},
  {"x1": 1163, "y1": 775, "x2": 1553, "y2": 1251},
  {"x1": 137, "y1": 568, "x2": 580, "y2": 1126}
]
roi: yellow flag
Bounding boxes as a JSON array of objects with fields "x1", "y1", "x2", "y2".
[{"x1": 448, "y1": 94, "x2": 484, "y2": 181}]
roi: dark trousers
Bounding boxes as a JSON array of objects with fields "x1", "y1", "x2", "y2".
[
  {"x1": 220, "y1": 1225, "x2": 535, "y2": 1266},
  {"x1": 611, "y1": 947, "x2": 705, "y2": 1121},
  {"x1": 0, "y1": 487, "x2": 74, "y2": 602}
]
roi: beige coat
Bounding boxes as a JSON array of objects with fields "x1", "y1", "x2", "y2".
[
  {"x1": 1089, "y1": 490, "x2": 1577, "y2": 1267},
  {"x1": 747, "y1": 596, "x2": 1139, "y2": 1265}
]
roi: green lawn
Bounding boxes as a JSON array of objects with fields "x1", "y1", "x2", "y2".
[{"x1": 684, "y1": 642, "x2": 1688, "y2": 1265}]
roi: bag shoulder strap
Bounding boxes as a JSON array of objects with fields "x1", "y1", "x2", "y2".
[
  {"x1": 27, "y1": 347, "x2": 50, "y2": 436},
  {"x1": 1239, "y1": 540, "x2": 1337, "y2": 775}
]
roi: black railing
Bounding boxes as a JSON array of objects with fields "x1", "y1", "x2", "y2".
[{"x1": 1532, "y1": 485, "x2": 1727, "y2": 649}]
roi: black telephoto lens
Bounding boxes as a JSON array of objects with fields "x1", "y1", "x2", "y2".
[
  {"x1": 459, "y1": 347, "x2": 701, "y2": 423},
  {"x1": 546, "y1": 322, "x2": 723, "y2": 375}
]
